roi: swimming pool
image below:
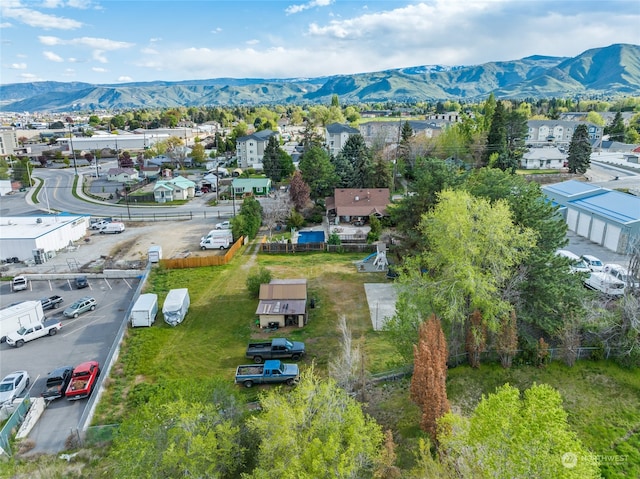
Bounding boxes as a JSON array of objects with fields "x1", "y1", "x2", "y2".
[{"x1": 298, "y1": 231, "x2": 325, "y2": 243}]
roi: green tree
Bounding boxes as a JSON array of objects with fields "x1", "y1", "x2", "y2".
[
  {"x1": 0, "y1": 158, "x2": 10, "y2": 180},
  {"x1": 392, "y1": 190, "x2": 535, "y2": 359},
  {"x1": 246, "y1": 267, "x2": 272, "y2": 298},
  {"x1": 331, "y1": 94, "x2": 340, "y2": 108},
  {"x1": 503, "y1": 110, "x2": 528, "y2": 172},
  {"x1": 244, "y1": 366, "x2": 383, "y2": 479},
  {"x1": 585, "y1": 111, "x2": 605, "y2": 127},
  {"x1": 190, "y1": 142, "x2": 206, "y2": 166},
  {"x1": 298, "y1": 145, "x2": 337, "y2": 199},
  {"x1": 372, "y1": 153, "x2": 392, "y2": 189},
  {"x1": 109, "y1": 379, "x2": 246, "y2": 479},
  {"x1": 235, "y1": 196, "x2": 263, "y2": 239},
  {"x1": 483, "y1": 101, "x2": 507, "y2": 168},
  {"x1": 604, "y1": 111, "x2": 626, "y2": 142},
  {"x1": 336, "y1": 134, "x2": 372, "y2": 188},
  {"x1": 567, "y1": 124, "x2": 591, "y2": 174},
  {"x1": 277, "y1": 149, "x2": 294, "y2": 180},
  {"x1": 438, "y1": 384, "x2": 600, "y2": 479},
  {"x1": 262, "y1": 136, "x2": 283, "y2": 182}
]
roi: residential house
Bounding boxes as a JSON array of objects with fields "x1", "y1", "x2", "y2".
[
  {"x1": 235, "y1": 129, "x2": 278, "y2": 169},
  {"x1": 325, "y1": 188, "x2": 390, "y2": 224},
  {"x1": 106, "y1": 167, "x2": 139, "y2": 183},
  {"x1": 359, "y1": 120, "x2": 442, "y2": 148},
  {"x1": 526, "y1": 120, "x2": 603, "y2": 147},
  {"x1": 255, "y1": 279, "x2": 308, "y2": 328},
  {"x1": 140, "y1": 165, "x2": 161, "y2": 180},
  {"x1": 325, "y1": 123, "x2": 360, "y2": 157},
  {"x1": 521, "y1": 147, "x2": 566, "y2": 170},
  {"x1": 231, "y1": 178, "x2": 272, "y2": 197},
  {"x1": 153, "y1": 175, "x2": 196, "y2": 203}
]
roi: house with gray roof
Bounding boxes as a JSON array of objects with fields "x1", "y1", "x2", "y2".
[
  {"x1": 542, "y1": 180, "x2": 640, "y2": 254},
  {"x1": 231, "y1": 177, "x2": 272, "y2": 197},
  {"x1": 325, "y1": 123, "x2": 360, "y2": 157},
  {"x1": 106, "y1": 167, "x2": 139, "y2": 183},
  {"x1": 153, "y1": 175, "x2": 196, "y2": 203},
  {"x1": 236, "y1": 129, "x2": 278, "y2": 169},
  {"x1": 521, "y1": 147, "x2": 566, "y2": 170}
]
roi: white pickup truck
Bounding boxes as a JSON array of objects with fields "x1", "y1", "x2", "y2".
[
  {"x1": 583, "y1": 272, "x2": 625, "y2": 297},
  {"x1": 6, "y1": 319, "x2": 63, "y2": 347}
]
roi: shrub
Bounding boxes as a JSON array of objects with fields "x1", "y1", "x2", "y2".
[{"x1": 246, "y1": 267, "x2": 272, "y2": 298}]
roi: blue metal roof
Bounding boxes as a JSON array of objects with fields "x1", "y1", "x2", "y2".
[
  {"x1": 542, "y1": 180, "x2": 603, "y2": 198},
  {"x1": 570, "y1": 190, "x2": 640, "y2": 225}
]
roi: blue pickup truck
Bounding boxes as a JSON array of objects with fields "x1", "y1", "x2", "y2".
[{"x1": 235, "y1": 359, "x2": 300, "y2": 388}]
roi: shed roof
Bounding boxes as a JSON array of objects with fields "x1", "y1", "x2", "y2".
[
  {"x1": 259, "y1": 279, "x2": 307, "y2": 300},
  {"x1": 569, "y1": 191, "x2": 640, "y2": 225},
  {"x1": 255, "y1": 299, "x2": 307, "y2": 316},
  {"x1": 542, "y1": 180, "x2": 603, "y2": 198}
]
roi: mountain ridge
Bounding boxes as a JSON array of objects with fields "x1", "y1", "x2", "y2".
[{"x1": 0, "y1": 43, "x2": 638, "y2": 112}]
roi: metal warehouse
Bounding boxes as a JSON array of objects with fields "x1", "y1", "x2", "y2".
[
  {"x1": 542, "y1": 180, "x2": 640, "y2": 254},
  {"x1": 0, "y1": 215, "x2": 89, "y2": 263}
]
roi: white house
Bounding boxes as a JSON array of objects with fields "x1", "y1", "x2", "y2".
[
  {"x1": 521, "y1": 147, "x2": 567, "y2": 170},
  {"x1": 107, "y1": 167, "x2": 140, "y2": 183},
  {"x1": 153, "y1": 176, "x2": 196, "y2": 203}
]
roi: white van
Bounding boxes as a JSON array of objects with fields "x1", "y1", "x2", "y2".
[
  {"x1": 584, "y1": 272, "x2": 625, "y2": 297},
  {"x1": 200, "y1": 237, "x2": 231, "y2": 250},
  {"x1": 556, "y1": 250, "x2": 590, "y2": 274},
  {"x1": 100, "y1": 222, "x2": 125, "y2": 234}
]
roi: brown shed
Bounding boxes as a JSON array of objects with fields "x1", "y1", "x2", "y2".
[{"x1": 255, "y1": 279, "x2": 308, "y2": 328}]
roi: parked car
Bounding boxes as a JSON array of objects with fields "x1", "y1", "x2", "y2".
[
  {"x1": 6, "y1": 319, "x2": 63, "y2": 347},
  {"x1": 215, "y1": 220, "x2": 231, "y2": 230},
  {"x1": 63, "y1": 297, "x2": 97, "y2": 318},
  {"x1": 99, "y1": 222, "x2": 125, "y2": 234},
  {"x1": 40, "y1": 295, "x2": 64, "y2": 310},
  {"x1": 0, "y1": 371, "x2": 30, "y2": 405},
  {"x1": 75, "y1": 276, "x2": 89, "y2": 289},
  {"x1": 556, "y1": 250, "x2": 590, "y2": 274},
  {"x1": 11, "y1": 275, "x2": 28, "y2": 292},
  {"x1": 194, "y1": 190, "x2": 204, "y2": 197},
  {"x1": 603, "y1": 264, "x2": 640, "y2": 290},
  {"x1": 581, "y1": 254, "x2": 604, "y2": 272},
  {"x1": 41, "y1": 366, "x2": 74, "y2": 400},
  {"x1": 65, "y1": 361, "x2": 100, "y2": 400}
]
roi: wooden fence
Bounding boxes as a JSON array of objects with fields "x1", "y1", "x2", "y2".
[{"x1": 159, "y1": 236, "x2": 244, "y2": 269}]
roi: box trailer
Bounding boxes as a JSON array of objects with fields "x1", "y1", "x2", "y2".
[
  {"x1": 148, "y1": 245, "x2": 162, "y2": 263},
  {"x1": 130, "y1": 293, "x2": 159, "y2": 327},
  {"x1": 1, "y1": 301, "x2": 46, "y2": 342},
  {"x1": 162, "y1": 288, "x2": 190, "y2": 327}
]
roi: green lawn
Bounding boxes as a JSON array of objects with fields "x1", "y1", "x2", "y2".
[{"x1": 86, "y1": 247, "x2": 640, "y2": 479}]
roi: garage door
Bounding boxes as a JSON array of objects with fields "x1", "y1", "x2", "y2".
[
  {"x1": 589, "y1": 218, "x2": 605, "y2": 244},
  {"x1": 604, "y1": 225, "x2": 621, "y2": 252},
  {"x1": 576, "y1": 213, "x2": 591, "y2": 237},
  {"x1": 566, "y1": 208, "x2": 579, "y2": 231}
]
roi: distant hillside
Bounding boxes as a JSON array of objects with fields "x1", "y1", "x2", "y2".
[{"x1": 1, "y1": 43, "x2": 638, "y2": 112}]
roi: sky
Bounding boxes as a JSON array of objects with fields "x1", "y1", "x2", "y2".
[{"x1": 1, "y1": 0, "x2": 639, "y2": 85}]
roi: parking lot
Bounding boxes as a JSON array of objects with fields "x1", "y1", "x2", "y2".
[{"x1": 0, "y1": 275, "x2": 140, "y2": 453}]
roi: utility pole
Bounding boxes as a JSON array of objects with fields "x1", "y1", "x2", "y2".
[{"x1": 69, "y1": 123, "x2": 78, "y2": 176}]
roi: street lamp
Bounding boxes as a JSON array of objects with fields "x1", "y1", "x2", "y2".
[{"x1": 68, "y1": 123, "x2": 78, "y2": 176}]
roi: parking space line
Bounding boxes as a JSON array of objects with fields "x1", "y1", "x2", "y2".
[
  {"x1": 123, "y1": 278, "x2": 132, "y2": 289},
  {"x1": 61, "y1": 316, "x2": 106, "y2": 337},
  {"x1": 104, "y1": 279, "x2": 112, "y2": 290},
  {"x1": 28, "y1": 374, "x2": 41, "y2": 395},
  {"x1": 48, "y1": 279, "x2": 53, "y2": 291}
]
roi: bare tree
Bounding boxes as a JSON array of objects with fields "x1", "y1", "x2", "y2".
[
  {"x1": 328, "y1": 315, "x2": 362, "y2": 395},
  {"x1": 262, "y1": 193, "x2": 291, "y2": 239},
  {"x1": 558, "y1": 313, "x2": 581, "y2": 367}
]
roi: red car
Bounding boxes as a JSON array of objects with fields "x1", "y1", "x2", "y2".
[{"x1": 65, "y1": 361, "x2": 100, "y2": 400}]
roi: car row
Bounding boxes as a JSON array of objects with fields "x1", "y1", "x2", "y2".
[{"x1": 556, "y1": 249, "x2": 638, "y2": 295}]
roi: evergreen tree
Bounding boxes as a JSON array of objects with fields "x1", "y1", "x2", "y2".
[
  {"x1": 567, "y1": 124, "x2": 591, "y2": 174},
  {"x1": 372, "y1": 154, "x2": 392, "y2": 189},
  {"x1": 503, "y1": 110, "x2": 528, "y2": 172},
  {"x1": 604, "y1": 111, "x2": 626, "y2": 142},
  {"x1": 410, "y1": 315, "x2": 450, "y2": 442},
  {"x1": 337, "y1": 134, "x2": 372, "y2": 188},
  {"x1": 331, "y1": 153, "x2": 355, "y2": 188},
  {"x1": 277, "y1": 149, "x2": 295, "y2": 180},
  {"x1": 262, "y1": 135, "x2": 283, "y2": 182},
  {"x1": 483, "y1": 101, "x2": 507, "y2": 167},
  {"x1": 298, "y1": 146, "x2": 338, "y2": 199}
]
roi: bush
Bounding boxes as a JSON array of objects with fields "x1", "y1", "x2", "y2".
[
  {"x1": 328, "y1": 232, "x2": 341, "y2": 245},
  {"x1": 246, "y1": 267, "x2": 272, "y2": 298}
]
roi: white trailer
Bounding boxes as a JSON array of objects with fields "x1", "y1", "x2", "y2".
[
  {"x1": 162, "y1": 289, "x2": 190, "y2": 327},
  {"x1": 130, "y1": 293, "x2": 159, "y2": 327},
  {"x1": 1, "y1": 301, "x2": 46, "y2": 342}
]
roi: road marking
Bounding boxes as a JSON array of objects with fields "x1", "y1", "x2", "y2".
[
  {"x1": 28, "y1": 374, "x2": 41, "y2": 395},
  {"x1": 61, "y1": 316, "x2": 106, "y2": 337},
  {"x1": 104, "y1": 278, "x2": 112, "y2": 290},
  {"x1": 123, "y1": 278, "x2": 132, "y2": 289},
  {"x1": 48, "y1": 279, "x2": 53, "y2": 291}
]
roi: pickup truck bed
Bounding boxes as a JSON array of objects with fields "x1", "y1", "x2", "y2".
[
  {"x1": 40, "y1": 295, "x2": 63, "y2": 311},
  {"x1": 245, "y1": 338, "x2": 306, "y2": 363},
  {"x1": 235, "y1": 360, "x2": 300, "y2": 388},
  {"x1": 6, "y1": 319, "x2": 62, "y2": 347}
]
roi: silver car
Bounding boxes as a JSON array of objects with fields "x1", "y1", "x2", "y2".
[
  {"x1": 63, "y1": 296, "x2": 97, "y2": 318},
  {"x1": 0, "y1": 371, "x2": 30, "y2": 405}
]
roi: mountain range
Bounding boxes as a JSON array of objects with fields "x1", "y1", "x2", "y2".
[{"x1": 1, "y1": 43, "x2": 638, "y2": 113}]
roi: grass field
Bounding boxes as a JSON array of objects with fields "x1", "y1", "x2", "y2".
[{"x1": 85, "y1": 245, "x2": 640, "y2": 478}]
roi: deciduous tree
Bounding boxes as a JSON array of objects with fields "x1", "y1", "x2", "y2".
[
  {"x1": 410, "y1": 315, "x2": 450, "y2": 442},
  {"x1": 438, "y1": 384, "x2": 600, "y2": 479},
  {"x1": 245, "y1": 366, "x2": 383, "y2": 479},
  {"x1": 288, "y1": 170, "x2": 311, "y2": 212}
]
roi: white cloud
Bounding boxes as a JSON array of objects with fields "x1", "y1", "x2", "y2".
[
  {"x1": 211, "y1": 27, "x2": 222, "y2": 34},
  {"x1": 1, "y1": 2, "x2": 82, "y2": 29},
  {"x1": 10, "y1": 62, "x2": 27, "y2": 69},
  {"x1": 63, "y1": 68, "x2": 75, "y2": 76},
  {"x1": 286, "y1": 0, "x2": 333, "y2": 15},
  {"x1": 19, "y1": 72, "x2": 42, "y2": 81},
  {"x1": 140, "y1": 47, "x2": 159, "y2": 55},
  {"x1": 0, "y1": 22, "x2": 13, "y2": 28},
  {"x1": 92, "y1": 50, "x2": 107, "y2": 63},
  {"x1": 92, "y1": 67, "x2": 107, "y2": 72},
  {"x1": 118, "y1": 75, "x2": 133, "y2": 82},
  {"x1": 246, "y1": 39, "x2": 260, "y2": 45},
  {"x1": 38, "y1": 35, "x2": 134, "y2": 50},
  {"x1": 43, "y1": 50, "x2": 64, "y2": 62}
]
